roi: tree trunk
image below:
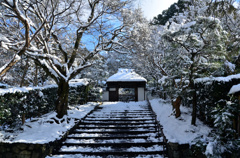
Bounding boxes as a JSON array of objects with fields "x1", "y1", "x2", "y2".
[
  {"x1": 191, "y1": 88, "x2": 197, "y2": 125},
  {"x1": 20, "y1": 59, "x2": 29, "y2": 87},
  {"x1": 55, "y1": 79, "x2": 69, "y2": 118},
  {"x1": 34, "y1": 64, "x2": 38, "y2": 86},
  {"x1": 190, "y1": 53, "x2": 197, "y2": 126},
  {"x1": 172, "y1": 96, "x2": 182, "y2": 118},
  {"x1": 22, "y1": 113, "x2": 25, "y2": 125}
]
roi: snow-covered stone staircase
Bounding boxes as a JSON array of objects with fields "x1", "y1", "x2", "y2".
[{"x1": 51, "y1": 102, "x2": 166, "y2": 158}]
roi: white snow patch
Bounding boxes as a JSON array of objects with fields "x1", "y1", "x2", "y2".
[
  {"x1": 69, "y1": 78, "x2": 89, "y2": 86},
  {"x1": 0, "y1": 102, "x2": 99, "y2": 144},
  {"x1": 0, "y1": 79, "x2": 88, "y2": 95},
  {"x1": 195, "y1": 73, "x2": 240, "y2": 83},
  {"x1": 205, "y1": 141, "x2": 214, "y2": 155},
  {"x1": 0, "y1": 34, "x2": 10, "y2": 43},
  {"x1": 182, "y1": 21, "x2": 196, "y2": 28},
  {"x1": 224, "y1": 61, "x2": 235, "y2": 73},
  {"x1": 150, "y1": 99, "x2": 211, "y2": 144},
  {"x1": 228, "y1": 83, "x2": 240, "y2": 95},
  {"x1": 0, "y1": 82, "x2": 9, "y2": 88},
  {"x1": 107, "y1": 68, "x2": 147, "y2": 82},
  {"x1": 0, "y1": 55, "x2": 21, "y2": 75}
]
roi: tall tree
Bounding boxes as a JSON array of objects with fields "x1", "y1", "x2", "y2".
[
  {"x1": 0, "y1": 0, "x2": 135, "y2": 118},
  {"x1": 162, "y1": 14, "x2": 227, "y2": 125}
]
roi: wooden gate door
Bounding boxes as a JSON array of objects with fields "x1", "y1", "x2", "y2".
[{"x1": 109, "y1": 88, "x2": 118, "y2": 101}]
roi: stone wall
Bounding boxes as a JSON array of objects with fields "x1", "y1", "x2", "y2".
[
  {"x1": 0, "y1": 143, "x2": 54, "y2": 158},
  {"x1": 167, "y1": 143, "x2": 191, "y2": 158},
  {"x1": 167, "y1": 142, "x2": 208, "y2": 158}
]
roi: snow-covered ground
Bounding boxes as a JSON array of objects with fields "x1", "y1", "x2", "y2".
[
  {"x1": 0, "y1": 102, "x2": 99, "y2": 144},
  {"x1": 150, "y1": 99, "x2": 212, "y2": 144}
]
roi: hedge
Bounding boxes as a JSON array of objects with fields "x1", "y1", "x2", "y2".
[
  {"x1": 0, "y1": 79, "x2": 89, "y2": 128},
  {"x1": 182, "y1": 74, "x2": 240, "y2": 126}
]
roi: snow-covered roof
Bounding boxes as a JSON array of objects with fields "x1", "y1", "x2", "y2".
[
  {"x1": 107, "y1": 69, "x2": 147, "y2": 82},
  {"x1": 228, "y1": 83, "x2": 240, "y2": 95}
]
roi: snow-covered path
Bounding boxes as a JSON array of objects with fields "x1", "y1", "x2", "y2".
[{"x1": 48, "y1": 101, "x2": 165, "y2": 158}]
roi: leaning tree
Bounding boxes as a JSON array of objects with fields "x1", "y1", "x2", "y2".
[{"x1": 0, "y1": 0, "x2": 136, "y2": 118}]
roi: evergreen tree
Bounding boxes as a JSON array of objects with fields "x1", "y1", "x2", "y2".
[{"x1": 151, "y1": 0, "x2": 190, "y2": 25}]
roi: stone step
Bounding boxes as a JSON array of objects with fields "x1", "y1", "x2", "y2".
[
  {"x1": 56, "y1": 151, "x2": 164, "y2": 157},
  {"x1": 62, "y1": 142, "x2": 164, "y2": 147},
  {"x1": 64, "y1": 137, "x2": 163, "y2": 144},
  {"x1": 95, "y1": 111, "x2": 153, "y2": 113},
  {"x1": 88, "y1": 114, "x2": 155, "y2": 118},
  {"x1": 90, "y1": 111, "x2": 153, "y2": 113},
  {"x1": 73, "y1": 130, "x2": 157, "y2": 134},
  {"x1": 87, "y1": 115, "x2": 154, "y2": 119},
  {"x1": 68, "y1": 132, "x2": 160, "y2": 137},
  {"x1": 67, "y1": 135, "x2": 157, "y2": 140},
  {"x1": 57, "y1": 145, "x2": 164, "y2": 155},
  {"x1": 93, "y1": 113, "x2": 154, "y2": 116},
  {"x1": 74, "y1": 127, "x2": 156, "y2": 132},
  {"x1": 51, "y1": 154, "x2": 164, "y2": 158},
  {"x1": 78, "y1": 125, "x2": 157, "y2": 129},
  {"x1": 81, "y1": 119, "x2": 156, "y2": 123},
  {"x1": 79, "y1": 122, "x2": 156, "y2": 125},
  {"x1": 83, "y1": 118, "x2": 155, "y2": 121}
]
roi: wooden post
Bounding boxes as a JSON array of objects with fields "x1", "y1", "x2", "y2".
[{"x1": 135, "y1": 87, "x2": 138, "y2": 101}]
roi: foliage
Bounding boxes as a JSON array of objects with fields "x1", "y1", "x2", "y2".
[
  {"x1": 0, "y1": 97, "x2": 11, "y2": 126},
  {"x1": 193, "y1": 98, "x2": 240, "y2": 158},
  {"x1": 151, "y1": 0, "x2": 190, "y2": 25},
  {"x1": 184, "y1": 76, "x2": 240, "y2": 125}
]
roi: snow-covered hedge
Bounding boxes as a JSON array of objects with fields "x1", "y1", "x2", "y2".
[
  {"x1": 0, "y1": 79, "x2": 89, "y2": 128},
  {"x1": 88, "y1": 87, "x2": 103, "y2": 102},
  {"x1": 183, "y1": 74, "x2": 240, "y2": 125}
]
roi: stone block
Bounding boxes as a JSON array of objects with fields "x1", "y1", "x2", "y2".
[
  {"x1": 18, "y1": 144, "x2": 28, "y2": 150},
  {"x1": 12, "y1": 146, "x2": 20, "y2": 153},
  {"x1": 169, "y1": 142, "x2": 179, "y2": 150},
  {"x1": 173, "y1": 151, "x2": 179, "y2": 158},
  {"x1": 5, "y1": 153, "x2": 13, "y2": 158},
  {"x1": 31, "y1": 152, "x2": 40, "y2": 158},
  {"x1": 28, "y1": 144, "x2": 35, "y2": 150},
  {"x1": 20, "y1": 150, "x2": 31, "y2": 156}
]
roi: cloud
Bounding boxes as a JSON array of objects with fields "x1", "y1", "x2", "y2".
[{"x1": 135, "y1": 0, "x2": 178, "y2": 20}]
